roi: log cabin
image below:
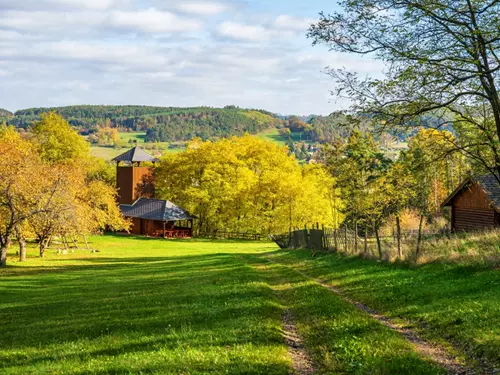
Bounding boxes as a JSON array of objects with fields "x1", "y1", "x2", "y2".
[
  {"x1": 441, "y1": 174, "x2": 500, "y2": 231},
  {"x1": 112, "y1": 147, "x2": 194, "y2": 238}
]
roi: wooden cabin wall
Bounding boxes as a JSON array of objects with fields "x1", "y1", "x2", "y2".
[
  {"x1": 127, "y1": 218, "x2": 164, "y2": 236},
  {"x1": 129, "y1": 218, "x2": 142, "y2": 235},
  {"x1": 452, "y1": 183, "x2": 496, "y2": 230}
]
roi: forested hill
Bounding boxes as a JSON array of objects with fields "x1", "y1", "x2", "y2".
[
  {"x1": 0, "y1": 108, "x2": 13, "y2": 120},
  {"x1": 6, "y1": 105, "x2": 282, "y2": 142}
]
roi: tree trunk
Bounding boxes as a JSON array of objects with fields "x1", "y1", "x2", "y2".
[
  {"x1": 39, "y1": 239, "x2": 47, "y2": 258},
  {"x1": 396, "y1": 216, "x2": 402, "y2": 259},
  {"x1": 374, "y1": 225, "x2": 382, "y2": 260},
  {"x1": 16, "y1": 228, "x2": 26, "y2": 262},
  {"x1": 416, "y1": 215, "x2": 425, "y2": 259},
  {"x1": 83, "y1": 235, "x2": 90, "y2": 250},
  {"x1": 0, "y1": 245, "x2": 7, "y2": 267}
]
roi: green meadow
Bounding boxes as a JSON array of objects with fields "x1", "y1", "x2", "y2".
[
  {"x1": 90, "y1": 132, "x2": 186, "y2": 160},
  {"x1": 3, "y1": 235, "x2": 498, "y2": 374}
]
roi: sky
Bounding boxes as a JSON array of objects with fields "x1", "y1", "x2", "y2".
[{"x1": 0, "y1": 0, "x2": 381, "y2": 115}]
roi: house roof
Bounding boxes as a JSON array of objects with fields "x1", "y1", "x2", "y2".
[
  {"x1": 441, "y1": 174, "x2": 500, "y2": 210},
  {"x1": 120, "y1": 198, "x2": 194, "y2": 222},
  {"x1": 112, "y1": 147, "x2": 159, "y2": 163}
]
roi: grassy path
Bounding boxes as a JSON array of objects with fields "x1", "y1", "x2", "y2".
[
  {"x1": 0, "y1": 235, "x2": 483, "y2": 374},
  {"x1": 265, "y1": 249, "x2": 500, "y2": 374},
  {"x1": 241, "y1": 254, "x2": 443, "y2": 375}
]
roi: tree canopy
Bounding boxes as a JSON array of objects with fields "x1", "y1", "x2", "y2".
[
  {"x1": 309, "y1": 0, "x2": 500, "y2": 181},
  {"x1": 155, "y1": 136, "x2": 342, "y2": 235}
]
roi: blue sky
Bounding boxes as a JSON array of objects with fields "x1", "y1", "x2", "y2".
[{"x1": 0, "y1": 0, "x2": 380, "y2": 114}]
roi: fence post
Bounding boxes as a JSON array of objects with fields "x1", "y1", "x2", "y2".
[
  {"x1": 321, "y1": 224, "x2": 326, "y2": 250},
  {"x1": 364, "y1": 227, "x2": 368, "y2": 254},
  {"x1": 333, "y1": 229, "x2": 338, "y2": 252},
  {"x1": 354, "y1": 221, "x2": 358, "y2": 254},
  {"x1": 344, "y1": 226, "x2": 348, "y2": 253}
]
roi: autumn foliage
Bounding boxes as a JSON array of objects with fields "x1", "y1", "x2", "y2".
[
  {"x1": 0, "y1": 113, "x2": 128, "y2": 267},
  {"x1": 156, "y1": 136, "x2": 342, "y2": 235}
]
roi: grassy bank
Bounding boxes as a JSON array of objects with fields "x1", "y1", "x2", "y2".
[
  {"x1": 1, "y1": 235, "x2": 443, "y2": 374},
  {"x1": 265, "y1": 248, "x2": 500, "y2": 369}
]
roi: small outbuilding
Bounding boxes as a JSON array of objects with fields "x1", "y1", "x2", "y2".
[
  {"x1": 112, "y1": 146, "x2": 194, "y2": 238},
  {"x1": 441, "y1": 174, "x2": 500, "y2": 231}
]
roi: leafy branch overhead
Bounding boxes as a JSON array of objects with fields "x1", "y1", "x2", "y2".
[{"x1": 309, "y1": 0, "x2": 500, "y2": 180}]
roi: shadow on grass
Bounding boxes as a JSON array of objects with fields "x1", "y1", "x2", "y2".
[
  {"x1": 1, "y1": 248, "x2": 449, "y2": 374},
  {"x1": 1, "y1": 252, "x2": 291, "y2": 374}
]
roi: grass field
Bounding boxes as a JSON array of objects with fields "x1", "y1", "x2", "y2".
[{"x1": 0, "y1": 236, "x2": 447, "y2": 374}]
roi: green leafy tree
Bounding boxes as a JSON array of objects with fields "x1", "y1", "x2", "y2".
[
  {"x1": 309, "y1": 0, "x2": 500, "y2": 181},
  {"x1": 323, "y1": 131, "x2": 391, "y2": 254}
]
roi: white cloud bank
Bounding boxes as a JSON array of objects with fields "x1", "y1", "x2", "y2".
[{"x1": 0, "y1": 0, "x2": 382, "y2": 114}]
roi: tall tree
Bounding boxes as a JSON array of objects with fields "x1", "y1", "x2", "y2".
[
  {"x1": 309, "y1": 0, "x2": 500, "y2": 181},
  {"x1": 323, "y1": 130, "x2": 391, "y2": 250}
]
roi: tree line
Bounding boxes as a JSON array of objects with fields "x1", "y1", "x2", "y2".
[
  {"x1": 0, "y1": 112, "x2": 128, "y2": 267},
  {"x1": 6, "y1": 105, "x2": 282, "y2": 142}
]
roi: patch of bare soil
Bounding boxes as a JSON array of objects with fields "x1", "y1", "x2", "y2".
[{"x1": 282, "y1": 308, "x2": 315, "y2": 375}]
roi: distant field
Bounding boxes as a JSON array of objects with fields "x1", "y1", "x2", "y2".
[
  {"x1": 90, "y1": 132, "x2": 185, "y2": 160},
  {"x1": 256, "y1": 128, "x2": 312, "y2": 147},
  {"x1": 255, "y1": 128, "x2": 288, "y2": 146},
  {"x1": 0, "y1": 235, "x2": 444, "y2": 374},
  {"x1": 118, "y1": 131, "x2": 146, "y2": 143}
]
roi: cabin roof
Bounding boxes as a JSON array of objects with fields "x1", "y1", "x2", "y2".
[
  {"x1": 441, "y1": 174, "x2": 500, "y2": 210},
  {"x1": 120, "y1": 198, "x2": 194, "y2": 222},
  {"x1": 112, "y1": 147, "x2": 159, "y2": 163}
]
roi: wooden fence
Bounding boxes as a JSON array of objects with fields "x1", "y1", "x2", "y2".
[
  {"x1": 198, "y1": 231, "x2": 267, "y2": 241},
  {"x1": 271, "y1": 225, "x2": 449, "y2": 256}
]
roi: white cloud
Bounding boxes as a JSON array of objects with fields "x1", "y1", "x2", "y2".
[
  {"x1": 176, "y1": 2, "x2": 229, "y2": 15},
  {"x1": 1, "y1": 10, "x2": 106, "y2": 32},
  {"x1": 0, "y1": 0, "x2": 123, "y2": 10},
  {"x1": 216, "y1": 21, "x2": 269, "y2": 42},
  {"x1": 274, "y1": 15, "x2": 315, "y2": 31},
  {"x1": 215, "y1": 16, "x2": 311, "y2": 42},
  {"x1": 48, "y1": 0, "x2": 119, "y2": 9},
  {"x1": 109, "y1": 8, "x2": 202, "y2": 33},
  {"x1": 0, "y1": 1, "x2": 383, "y2": 114}
]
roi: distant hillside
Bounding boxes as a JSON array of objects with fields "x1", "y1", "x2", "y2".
[
  {"x1": 0, "y1": 108, "x2": 14, "y2": 122},
  {"x1": 8, "y1": 105, "x2": 282, "y2": 142}
]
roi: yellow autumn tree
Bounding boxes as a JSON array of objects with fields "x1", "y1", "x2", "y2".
[
  {"x1": 0, "y1": 114, "x2": 128, "y2": 266},
  {"x1": 155, "y1": 136, "x2": 341, "y2": 234},
  {"x1": 31, "y1": 112, "x2": 90, "y2": 164}
]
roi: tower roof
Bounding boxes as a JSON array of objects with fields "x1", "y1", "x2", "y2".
[{"x1": 112, "y1": 147, "x2": 159, "y2": 163}]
